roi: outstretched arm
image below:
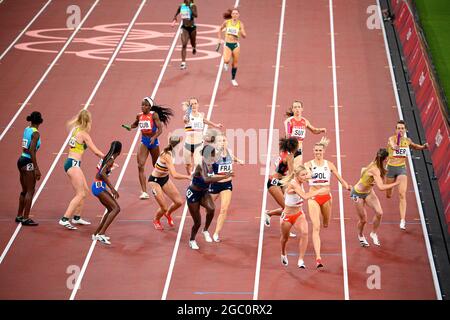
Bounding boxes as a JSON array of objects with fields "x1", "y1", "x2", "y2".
[
  {"x1": 165, "y1": 155, "x2": 191, "y2": 180},
  {"x1": 306, "y1": 119, "x2": 326, "y2": 135},
  {"x1": 83, "y1": 132, "x2": 104, "y2": 158},
  {"x1": 329, "y1": 161, "x2": 351, "y2": 190}
]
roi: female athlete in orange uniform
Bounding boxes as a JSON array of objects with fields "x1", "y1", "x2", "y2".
[
  {"x1": 350, "y1": 149, "x2": 400, "y2": 247},
  {"x1": 279, "y1": 165, "x2": 327, "y2": 268},
  {"x1": 123, "y1": 97, "x2": 173, "y2": 200},
  {"x1": 304, "y1": 137, "x2": 351, "y2": 268},
  {"x1": 385, "y1": 120, "x2": 428, "y2": 230},
  {"x1": 284, "y1": 100, "x2": 326, "y2": 164}
]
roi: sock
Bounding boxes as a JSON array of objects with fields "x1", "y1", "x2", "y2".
[
  {"x1": 61, "y1": 217, "x2": 69, "y2": 222},
  {"x1": 73, "y1": 215, "x2": 80, "y2": 221},
  {"x1": 231, "y1": 67, "x2": 237, "y2": 80}
]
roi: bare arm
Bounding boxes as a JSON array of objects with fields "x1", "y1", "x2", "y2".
[
  {"x1": 370, "y1": 168, "x2": 399, "y2": 191},
  {"x1": 165, "y1": 154, "x2": 191, "y2": 180},
  {"x1": 284, "y1": 117, "x2": 291, "y2": 137},
  {"x1": 82, "y1": 132, "x2": 104, "y2": 158},
  {"x1": 218, "y1": 21, "x2": 227, "y2": 42},
  {"x1": 408, "y1": 138, "x2": 428, "y2": 150},
  {"x1": 203, "y1": 117, "x2": 223, "y2": 129},
  {"x1": 240, "y1": 22, "x2": 247, "y2": 38},
  {"x1": 200, "y1": 162, "x2": 233, "y2": 183},
  {"x1": 130, "y1": 114, "x2": 140, "y2": 129},
  {"x1": 306, "y1": 119, "x2": 326, "y2": 135},
  {"x1": 388, "y1": 136, "x2": 398, "y2": 150},
  {"x1": 98, "y1": 159, "x2": 119, "y2": 199},
  {"x1": 290, "y1": 180, "x2": 326, "y2": 200},
  {"x1": 29, "y1": 131, "x2": 41, "y2": 180},
  {"x1": 151, "y1": 112, "x2": 163, "y2": 142},
  {"x1": 191, "y1": 4, "x2": 198, "y2": 18},
  {"x1": 329, "y1": 161, "x2": 350, "y2": 190},
  {"x1": 172, "y1": 6, "x2": 180, "y2": 22}
]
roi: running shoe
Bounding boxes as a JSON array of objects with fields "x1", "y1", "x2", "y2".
[
  {"x1": 15, "y1": 216, "x2": 24, "y2": 223},
  {"x1": 231, "y1": 79, "x2": 239, "y2": 87},
  {"x1": 358, "y1": 235, "x2": 370, "y2": 247},
  {"x1": 180, "y1": 62, "x2": 187, "y2": 70},
  {"x1": 153, "y1": 220, "x2": 164, "y2": 230},
  {"x1": 189, "y1": 240, "x2": 199, "y2": 250},
  {"x1": 297, "y1": 259, "x2": 306, "y2": 269},
  {"x1": 164, "y1": 213, "x2": 174, "y2": 227},
  {"x1": 400, "y1": 219, "x2": 406, "y2": 230},
  {"x1": 281, "y1": 254, "x2": 288, "y2": 266},
  {"x1": 21, "y1": 218, "x2": 39, "y2": 226},
  {"x1": 370, "y1": 232, "x2": 381, "y2": 246},
  {"x1": 59, "y1": 219, "x2": 77, "y2": 230},
  {"x1": 95, "y1": 234, "x2": 111, "y2": 245},
  {"x1": 72, "y1": 217, "x2": 91, "y2": 225},
  {"x1": 213, "y1": 233, "x2": 220, "y2": 242},
  {"x1": 316, "y1": 258, "x2": 324, "y2": 269},
  {"x1": 264, "y1": 211, "x2": 271, "y2": 227},
  {"x1": 192, "y1": 47, "x2": 197, "y2": 55},
  {"x1": 223, "y1": 63, "x2": 229, "y2": 72},
  {"x1": 92, "y1": 234, "x2": 110, "y2": 241},
  {"x1": 289, "y1": 232, "x2": 297, "y2": 238},
  {"x1": 139, "y1": 191, "x2": 150, "y2": 200},
  {"x1": 203, "y1": 230, "x2": 213, "y2": 243}
]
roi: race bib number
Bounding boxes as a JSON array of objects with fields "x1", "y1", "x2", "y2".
[
  {"x1": 68, "y1": 137, "x2": 77, "y2": 148},
  {"x1": 26, "y1": 163, "x2": 34, "y2": 171},
  {"x1": 22, "y1": 139, "x2": 28, "y2": 148},
  {"x1": 95, "y1": 181, "x2": 103, "y2": 188},
  {"x1": 191, "y1": 120, "x2": 203, "y2": 130},
  {"x1": 180, "y1": 6, "x2": 191, "y2": 19},
  {"x1": 139, "y1": 120, "x2": 152, "y2": 131},
  {"x1": 292, "y1": 126, "x2": 305, "y2": 139},
  {"x1": 394, "y1": 147, "x2": 408, "y2": 158},
  {"x1": 226, "y1": 27, "x2": 239, "y2": 36},
  {"x1": 218, "y1": 163, "x2": 232, "y2": 174},
  {"x1": 186, "y1": 189, "x2": 193, "y2": 198}
]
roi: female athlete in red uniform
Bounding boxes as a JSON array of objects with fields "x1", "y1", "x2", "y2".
[
  {"x1": 264, "y1": 137, "x2": 298, "y2": 226},
  {"x1": 279, "y1": 165, "x2": 327, "y2": 268},
  {"x1": 284, "y1": 100, "x2": 326, "y2": 164},
  {"x1": 304, "y1": 137, "x2": 351, "y2": 268},
  {"x1": 123, "y1": 97, "x2": 173, "y2": 200}
]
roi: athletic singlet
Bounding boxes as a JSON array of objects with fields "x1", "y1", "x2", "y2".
[
  {"x1": 192, "y1": 163, "x2": 214, "y2": 190},
  {"x1": 68, "y1": 127, "x2": 88, "y2": 154},
  {"x1": 308, "y1": 160, "x2": 331, "y2": 186},
  {"x1": 185, "y1": 112, "x2": 204, "y2": 134},
  {"x1": 225, "y1": 19, "x2": 241, "y2": 38},
  {"x1": 212, "y1": 150, "x2": 232, "y2": 175},
  {"x1": 355, "y1": 164, "x2": 375, "y2": 193},
  {"x1": 274, "y1": 151, "x2": 289, "y2": 176},
  {"x1": 284, "y1": 189, "x2": 304, "y2": 207},
  {"x1": 180, "y1": 3, "x2": 193, "y2": 21},
  {"x1": 154, "y1": 151, "x2": 171, "y2": 175},
  {"x1": 387, "y1": 136, "x2": 410, "y2": 166},
  {"x1": 21, "y1": 126, "x2": 41, "y2": 158},
  {"x1": 286, "y1": 117, "x2": 307, "y2": 142},
  {"x1": 138, "y1": 111, "x2": 155, "y2": 135},
  {"x1": 94, "y1": 158, "x2": 112, "y2": 183}
]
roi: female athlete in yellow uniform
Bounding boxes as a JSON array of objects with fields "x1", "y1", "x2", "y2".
[
  {"x1": 217, "y1": 8, "x2": 247, "y2": 86},
  {"x1": 385, "y1": 120, "x2": 428, "y2": 230},
  {"x1": 350, "y1": 149, "x2": 400, "y2": 247}
]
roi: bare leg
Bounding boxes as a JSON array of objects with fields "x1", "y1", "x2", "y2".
[
  {"x1": 213, "y1": 190, "x2": 232, "y2": 237},
  {"x1": 137, "y1": 144, "x2": 150, "y2": 194},
  {"x1": 63, "y1": 167, "x2": 87, "y2": 219},
  {"x1": 308, "y1": 199, "x2": 322, "y2": 260},
  {"x1": 397, "y1": 175, "x2": 408, "y2": 221}
]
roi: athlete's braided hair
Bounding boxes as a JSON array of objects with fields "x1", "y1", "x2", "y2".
[
  {"x1": 142, "y1": 97, "x2": 174, "y2": 126},
  {"x1": 99, "y1": 141, "x2": 122, "y2": 172}
]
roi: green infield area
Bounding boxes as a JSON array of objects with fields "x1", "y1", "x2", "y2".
[{"x1": 414, "y1": 0, "x2": 450, "y2": 111}]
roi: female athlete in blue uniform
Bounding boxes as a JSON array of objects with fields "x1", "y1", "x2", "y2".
[
  {"x1": 209, "y1": 135, "x2": 243, "y2": 242},
  {"x1": 186, "y1": 145, "x2": 233, "y2": 250},
  {"x1": 16, "y1": 112, "x2": 43, "y2": 226},
  {"x1": 91, "y1": 141, "x2": 122, "y2": 245},
  {"x1": 123, "y1": 97, "x2": 173, "y2": 200},
  {"x1": 172, "y1": 0, "x2": 198, "y2": 70}
]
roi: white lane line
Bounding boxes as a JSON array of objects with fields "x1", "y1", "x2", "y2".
[
  {"x1": 377, "y1": 0, "x2": 442, "y2": 300},
  {"x1": 252, "y1": 0, "x2": 286, "y2": 301},
  {"x1": 70, "y1": 1, "x2": 181, "y2": 301},
  {"x1": 161, "y1": 0, "x2": 241, "y2": 301},
  {"x1": 0, "y1": 0, "x2": 52, "y2": 60},
  {"x1": 329, "y1": 0, "x2": 349, "y2": 300},
  {"x1": 0, "y1": 0, "x2": 99, "y2": 141},
  {"x1": 0, "y1": 0, "x2": 100, "y2": 265}
]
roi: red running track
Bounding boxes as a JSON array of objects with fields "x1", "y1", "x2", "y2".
[{"x1": 0, "y1": 0, "x2": 440, "y2": 300}]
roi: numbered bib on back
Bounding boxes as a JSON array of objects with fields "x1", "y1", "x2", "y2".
[
  {"x1": 95, "y1": 181, "x2": 103, "y2": 188},
  {"x1": 68, "y1": 137, "x2": 77, "y2": 148},
  {"x1": 180, "y1": 5, "x2": 191, "y2": 19},
  {"x1": 22, "y1": 139, "x2": 28, "y2": 149},
  {"x1": 292, "y1": 126, "x2": 306, "y2": 139},
  {"x1": 394, "y1": 147, "x2": 408, "y2": 158},
  {"x1": 139, "y1": 120, "x2": 152, "y2": 131}
]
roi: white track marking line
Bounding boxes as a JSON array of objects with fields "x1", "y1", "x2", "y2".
[
  {"x1": 329, "y1": 0, "x2": 349, "y2": 300},
  {"x1": 0, "y1": 0, "x2": 100, "y2": 265},
  {"x1": 0, "y1": 0, "x2": 99, "y2": 141},
  {"x1": 161, "y1": 0, "x2": 241, "y2": 301},
  {"x1": 0, "y1": 0, "x2": 52, "y2": 60},
  {"x1": 377, "y1": 0, "x2": 442, "y2": 300},
  {"x1": 252, "y1": 0, "x2": 285, "y2": 301},
  {"x1": 70, "y1": 1, "x2": 181, "y2": 300}
]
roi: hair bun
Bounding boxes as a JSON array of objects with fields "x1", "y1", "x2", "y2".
[{"x1": 26, "y1": 116, "x2": 32, "y2": 121}]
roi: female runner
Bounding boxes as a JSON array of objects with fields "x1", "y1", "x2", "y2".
[
  {"x1": 172, "y1": 0, "x2": 198, "y2": 70},
  {"x1": 122, "y1": 97, "x2": 173, "y2": 200},
  {"x1": 351, "y1": 149, "x2": 400, "y2": 247},
  {"x1": 217, "y1": 8, "x2": 247, "y2": 86},
  {"x1": 149, "y1": 136, "x2": 191, "y2": 230}
]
